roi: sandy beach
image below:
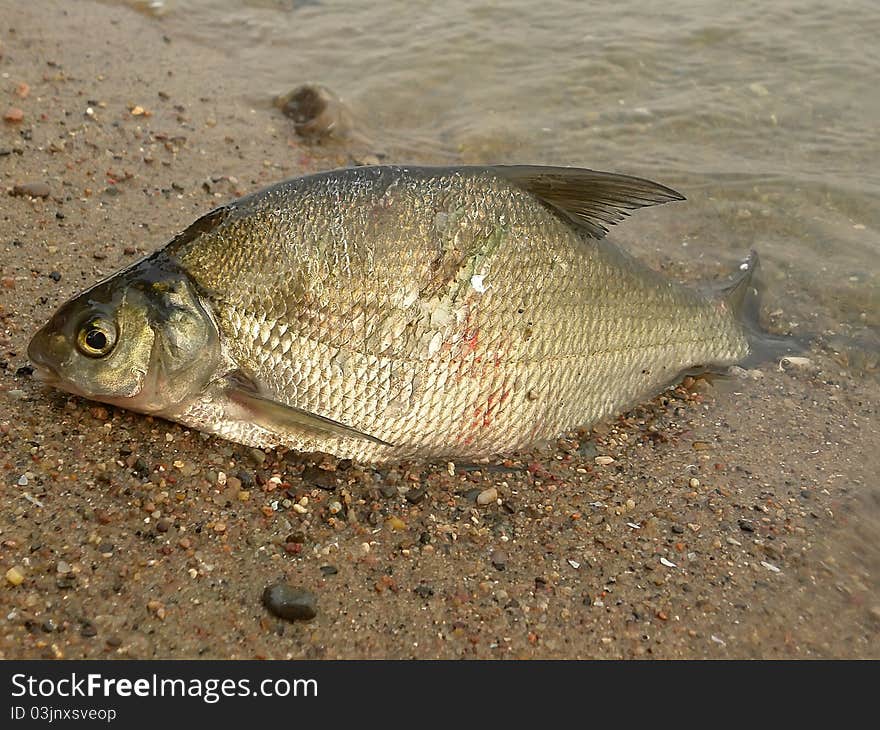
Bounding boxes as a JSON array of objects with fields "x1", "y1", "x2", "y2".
[{"x1": 1, "y1": 1, "x2": 877, "y2": 659}]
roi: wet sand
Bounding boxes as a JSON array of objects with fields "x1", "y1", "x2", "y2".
[{"x1": 1, "y1": 1, "x2": 878, "y2": 659}]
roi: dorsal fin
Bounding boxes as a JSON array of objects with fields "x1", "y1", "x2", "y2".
[{"x1": 489, "y1": 165, "x2": 685, "y2": 239}]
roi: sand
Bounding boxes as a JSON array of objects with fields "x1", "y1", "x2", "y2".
[{"x1": 1, "y1": 1, "x2": 877, "y2": 659}]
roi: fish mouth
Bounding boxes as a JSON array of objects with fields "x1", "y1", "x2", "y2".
[{"x1": 30, "y1": 364, "x2": 59, "y2": 386}]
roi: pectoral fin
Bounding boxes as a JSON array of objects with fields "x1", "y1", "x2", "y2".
[{"x1": 224, "y1": 373, "x2": 392, "y2": 447}]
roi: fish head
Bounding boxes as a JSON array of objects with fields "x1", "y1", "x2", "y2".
[{"x1": 28, "y1": 256, "x2": 223, "y2": 416}]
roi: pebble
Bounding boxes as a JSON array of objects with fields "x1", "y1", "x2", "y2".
[
  {"x1": 386, "y1": 516, "x2": 406, "y2": 531},
  {"x1": 779, "y1": 356, "x2": 813, "y2": 371},
  {"x1": 594, "y1": 455, "x2": 615, "y2": 466},
  {"x1": 319, "y1": 565, "x2": 338, "y2": 576},
  {"x1": 476, "y1": 487, "x2": 498, "y2": 505},
  {"x1": 490, "y1": 550, "x2": 507, "y2": 570},
  {"x1": 262, "y1": 583, "x2": 318, "y2": 622},
  {"x1": 3, "y1": 107, "x2": 24, "y2": 123},
  {"x1": 56, "y1": 560, "x2": 71, "y2": 574},
  {"x1": 11, "y1": 181, "x2": 50, "y2": 198},
  {"x1": 5, "y1": 566, "x2": 25, "y2": 586},
  {"x1": 689, "y1": 477, "x2": 700, "y2": 488},
  {"x1": 302, "y1": 465, "x2": 337, "y2": 490},
  {"x1": 275, "y1": 83, "x2": 352, "y2": 140}
]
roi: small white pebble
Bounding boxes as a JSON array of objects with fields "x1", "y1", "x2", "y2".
[
  {"x1": 660, "y1": 557, "x2": 677, "y2": 568},
  {"x1": 779, "y1": 356, "x2": 813, "y2": 371},
  {"x1": 689, "y1": 477, "x2": 700, "y2": 488},
  {"x1": 594, "y1": 456, "x2": 615, "y2": 466}
]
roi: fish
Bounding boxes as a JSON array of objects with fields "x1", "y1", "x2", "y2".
[{"x1": 28, "y1": 164, "x2": 754, "y2": 462}]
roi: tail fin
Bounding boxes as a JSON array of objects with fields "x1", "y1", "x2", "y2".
[
  {"x1": 714, "y1": 250, "x2": 805, "y2": 367},
  {"x1": 720, "y1": 249, "x2": 760, "y2": 320}
]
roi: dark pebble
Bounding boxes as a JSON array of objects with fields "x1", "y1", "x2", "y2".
[
  {"x1": 41, "y1": 619, "x2": 56, "y2": 633},
  {"x1": 133, "y1": 458, "x2": 150, "y2": 478},
  {"x1": 156, "y1": 518, "x2": 171, "y2": 533},
  {"x1": 106, "y1": 636, "x2": 122, "y2": 648},
  {"x1": 301, "y1": 465, "x2": 337, "y2": 490},
  {"x1": 15, "y1": 365, "x2": 34, "y2": 377},
  {"x1": 285, "y1": 530, "x2": 307, "y2": 544},
  {"x1": 578, "y1": 441, "x2": 599, "y2": 458},
  {"x1": 671, "y1": 524, "x2": 685, "y2": 534},
  {"x1": 49, "y1": 271, "x2": 61, "y2": 282},
  {"x1": 275, "y1": 83, "x2": 352, "y2": 140},
  {"x1": 319, "y1": 565, "x2": 338, "y2": 576},
  {"x1": 236, "y1": 469, "x2": 255, "y2": 487},
  {"x1": 460, "y1": 488, "x2": 482, "y2": 503},
  {"x1": 11, "y1": 181, "x2": 50, "y2": 198},
  {"x1": 262, "y1": 583, "x2": 318, "y2": 622},
  {"x1": 56, "y1": 576, "x2": 76, "y2": 590},
  {"x1": 491, "y1": 549, "x2": 507, "y2": 571},
  {"x1": 738, "y1": 519, "x2": 755, "y2": 532},
  {"x1": 379, "y1": 482, "x2": 398, "y2": 499},
  {"x1": 80, "y1": 621, "x2": 98, "y2": 638},
  {"x1": 414, "y1": 584, "x2": 434, "y2": 599},
  {"x1": 405, "y1": 486, "x2": 426, "y2": 504}
]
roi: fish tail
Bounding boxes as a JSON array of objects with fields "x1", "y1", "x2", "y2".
[
  {"x1": 719, "y1": 250, "x2": 805, "y2": 366},
  {"x1": 720, "y1": 249, "x2": 759, "y2": 321}
]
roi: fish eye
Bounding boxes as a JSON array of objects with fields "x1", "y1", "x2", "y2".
[{"x1": 76, "y1": 318, "x2": 117, "y2": 358}]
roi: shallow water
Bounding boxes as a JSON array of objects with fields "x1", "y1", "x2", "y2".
[{"x1": 110, "y1": 0, "x2": 879, "y2": 359}]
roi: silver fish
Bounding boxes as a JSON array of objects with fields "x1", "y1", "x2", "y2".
[{"x1": 28, "y1": 165, "x2": 752, "y2": 461}]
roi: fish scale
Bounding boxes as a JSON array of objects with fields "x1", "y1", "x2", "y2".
[{"x1": 165, "y1": 166, "x2": 748, "y2": 460}]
